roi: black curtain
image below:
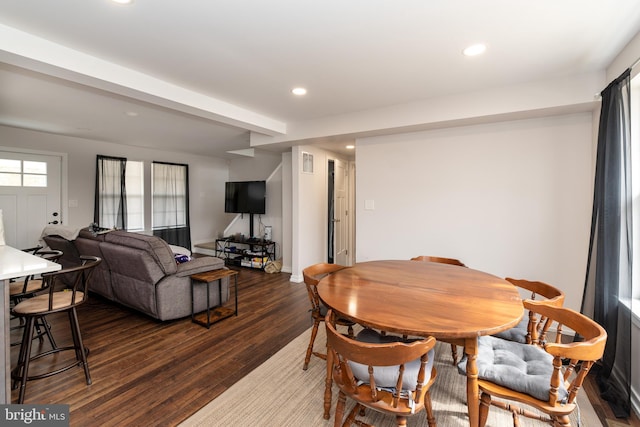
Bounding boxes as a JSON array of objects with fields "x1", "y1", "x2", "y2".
[
  {"x1": 581, "y1": 68, "x2": 632, "y2": 418},
  {"x1": 152, "y1": 161, "x2": 191, "y2": 249},
  {"x1": 94, "y1": 155, "x2": 127, "y2": 230}
]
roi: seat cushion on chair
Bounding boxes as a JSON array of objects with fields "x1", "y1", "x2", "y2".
[
  {"x1": 492, "y1": 316, "x2": 529, "y2": 343},
  {"x1": 457, "y1": 335, "x2": 568, "y2": 402},
  {"x1": 348, "y1": 329, "x2": 434, "y2": 391}
]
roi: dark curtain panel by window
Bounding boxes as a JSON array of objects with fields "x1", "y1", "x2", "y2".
[
  {"x1": 94, "y1": 155, "x2": 127, "y2": 230},
  {"x1": 581, "y1": 69, "x2": 632, "y2": 418},
  {"x1": 152, "y1": 162, "x2": 191, "y2": 249}
]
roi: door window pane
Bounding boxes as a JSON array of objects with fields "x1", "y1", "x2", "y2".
[
  {"x1": 0, "y1": 173, "x2": 21, "y2": 186},
  {"x1": 23, "y1": 175, "x2": 47, "y2": 187},
  {"x1": 0, "y1": 159, "x2": 48, "y2": 187},
  {"x1": 0, "y1": 159, "x2": 21, "y2": 173},
  {"x1": 23, "y1": 161, "x2": 46, "y2": 174}
]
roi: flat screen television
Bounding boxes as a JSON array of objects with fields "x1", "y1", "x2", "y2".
[{"x1": 224, "y1": 180, "x2": 266, "y2": 214}]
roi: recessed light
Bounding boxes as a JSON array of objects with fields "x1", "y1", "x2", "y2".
[
  {"x1": 125, "y1": 111, "x2": 139, "y2": 117},
  {"x1": 112, "y1": 0, "x2": 134, "y2": 4},
  {"x1": 292, "y1": 87, "x2": 307, "y2": 96},
  {"x1": 346, "y1": 145, "x2": 355, "y2": 150},
  {"x1": 463, "y1": 43, "x2": 486, "y2": 57}
]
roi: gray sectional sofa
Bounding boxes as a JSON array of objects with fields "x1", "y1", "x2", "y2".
[{"x1": 43, "y1": 228, "x2": 229, "y2": 321}]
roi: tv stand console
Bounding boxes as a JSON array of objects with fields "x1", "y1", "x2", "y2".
[{"x1": 215, "y1": 237, "x2": 275, "y2": 270}]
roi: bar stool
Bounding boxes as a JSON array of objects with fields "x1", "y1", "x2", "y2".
[
  {"x1": 9, "y1": 249, "x2": 64, "y2": 347},
  {"x1": 11, "y1": 256, "x2": 101, "y2": 403}
]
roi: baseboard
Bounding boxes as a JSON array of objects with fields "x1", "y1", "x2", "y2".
[{"x1": 193, "y1": 246, "x2": 216, "y2": 257}]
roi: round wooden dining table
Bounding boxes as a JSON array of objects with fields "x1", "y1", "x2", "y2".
[{"x1": 317, "y1": 260, "x2": 524, "y2": 427}]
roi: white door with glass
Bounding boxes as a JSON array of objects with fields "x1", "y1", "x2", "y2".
[{"x1": 0, "y1": 151, "x2": 62, "y2": 248}]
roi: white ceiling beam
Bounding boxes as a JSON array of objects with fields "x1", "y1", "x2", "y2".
[{"x1": 0, "y1": 24, "x2": 286, "y2": 136}]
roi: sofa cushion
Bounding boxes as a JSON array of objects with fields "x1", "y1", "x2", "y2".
[
  {"x1": 104, "y1": 231, "x2": 177, "y2": 275},
  {"x1": 458, "y1": 335, "x2": 568, "y2": 402},
  {"x1": 175, "y1": 256, "x2": 225, "y2": 277},
  {"x1": 73, "y1": 233, "x2": 113, "y2": 299},
  {"x1": 348, "y1": 329, "x2": 434, "y2": 391}
]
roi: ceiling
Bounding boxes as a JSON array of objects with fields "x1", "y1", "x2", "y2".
[{"x1": 2, "y1": 1, "x2": 640, "y2": 159}]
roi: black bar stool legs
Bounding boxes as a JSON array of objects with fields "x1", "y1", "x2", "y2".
[
  {"x1": 11, "y1": 309, "x2": 91, "y2": 403},
  {"x1": 12, "y1": 317, "x2": 36, "y2": 403},
  {"x1": 70, "y1": 307, "x2": 92, "y2": 385},
  {"x1": 10, "y1": 256, "x2": 101, "y2": 403}
]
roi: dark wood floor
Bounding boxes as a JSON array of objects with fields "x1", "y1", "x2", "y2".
[
  {"x1": 10, "y1": 268, "x2": 311, "y2": 427},
  {"x1": 9, "y1": 267, "x2": 639, "y2": 427}
]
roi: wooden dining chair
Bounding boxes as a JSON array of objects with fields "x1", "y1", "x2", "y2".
[
  {"x1": 325, "y1": 309, "x2": 438, "y2": 427},
  {"x1": 302, "y1": 263, "x2": 354, "y2": 370},
  {"x1": 459, "y1": 301, "x2": 606, "y2": 427},
  {"x1": 411, "y1": 255, "x2": 467, "y2": 364},
  {"x1": 495, "y1": 278, "x2": 566, "y2": 345},
  {"x1": 410, "y1": 255, "x2": 467, "y2": 267}
]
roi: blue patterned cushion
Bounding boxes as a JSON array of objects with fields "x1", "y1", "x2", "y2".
[
  {"x1": 174, "y1": 254, "x2": 191, "y2": 264},
  {"x1": 458, "y1": 335, "x2": 568, "y2": 402},
  {"x1": 348, "y1": 329, "x2": 434, "y2": 391}
]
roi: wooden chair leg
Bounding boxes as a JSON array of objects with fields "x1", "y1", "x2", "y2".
[
  {"x1": 342, "y1": 402, "x2": 361, "y2": 427},
  {"x1": 553, "y1": 415, "x2": 571, "y2": 427},
  {"x1": 451, "y1": 343, "x2": 458, "y2": 365},
  {"x1": 324, "y1": 346, "x2": 334, "y2": 420},
  {"x1": 334, "y1": 390, "x2": 347, "y2": 427},
  {"x1": 479, "y1": 392, "x2": 491, "y2": 427},
  {"x1": 424, "y1": 390, "x2": 436, "y2": 427},
  {"x1": 303, "y1": 319, "x2": 321, "y2": 370},
  {"x1": 395, "y1": 415, "x2": 408, "y2": 426}
]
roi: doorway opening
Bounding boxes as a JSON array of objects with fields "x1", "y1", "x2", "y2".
[{"x1": 328, "y1": 160, "x2": 335, "y2": 263}]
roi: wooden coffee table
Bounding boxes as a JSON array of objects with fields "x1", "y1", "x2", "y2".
[
  {"x1": 317, "y1": 260, "x2": 523, "y2": 426},
  {"x1": 190, "y1": 269, "x2": 239, "y2": 328}
]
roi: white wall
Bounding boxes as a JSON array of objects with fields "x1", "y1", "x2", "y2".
[
  {"x1": 0, "y1": 125, "x2": 230, "y2": 248},
  {"x1": 355, "y1": 113, "x2": 593, "y2": 313}
]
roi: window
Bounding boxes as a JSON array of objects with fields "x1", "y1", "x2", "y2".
[
  {"x1": 151, "y1": 162, "x2": 191, "y2": 248},
  {"x1": 0, "y1": 159, "x2": 47, "y2": 187},
  {"x1": 630, "y1": 74, "x2": 640, "y2": 315},
  {"x1": 94, "y1": 155, "x2": 144, "y2": 231}
]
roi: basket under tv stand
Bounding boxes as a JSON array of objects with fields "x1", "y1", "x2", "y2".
[{"x1": 215, "y1": 235, "x2": 275, "y2": 270}]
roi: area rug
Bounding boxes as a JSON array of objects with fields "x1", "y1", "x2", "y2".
[{"x1": 179, "y1": 327, "x2": 602, "y2": 426}]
